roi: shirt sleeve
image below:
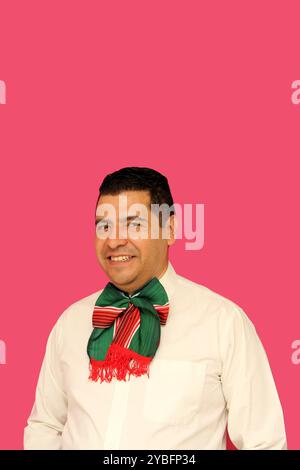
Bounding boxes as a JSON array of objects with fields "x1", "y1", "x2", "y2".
[
  {"x1": 219, "y1": 305, "x2": 287, "y2": 450},
  {"x1": 23, "y1": 318, "x2": 68, "y2": 450}
]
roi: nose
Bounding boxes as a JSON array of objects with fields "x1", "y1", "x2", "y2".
[
  {"x1": 106, "y1": 237, "x2": 128, "y2": 249},
  {"x1": 107, "y1": 238, "x2": 128, "y2": 250}
]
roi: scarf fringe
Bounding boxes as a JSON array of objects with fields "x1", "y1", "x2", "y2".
[{"x1": 89, "y1": 343, "x2": 152, "y2": 383}]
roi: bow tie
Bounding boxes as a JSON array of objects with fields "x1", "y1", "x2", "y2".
[{"x1": 87, "y1": 276, "x2": 170, "y2": 383}]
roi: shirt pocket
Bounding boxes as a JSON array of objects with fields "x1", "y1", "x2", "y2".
[{"x1": 142, "y1": 358, "x2": 207, "y2": 426}]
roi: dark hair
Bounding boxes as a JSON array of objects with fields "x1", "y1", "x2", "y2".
[{"x1": 96, "y1": 167, "x2": 175, "y2": 225}]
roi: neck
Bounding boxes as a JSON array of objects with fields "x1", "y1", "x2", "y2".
[{"x1": 122, "y1": 261, "x2": 169, "y2": 296}]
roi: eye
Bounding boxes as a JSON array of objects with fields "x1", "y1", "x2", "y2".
[
  {"x1": 129, "y1": 221, "x2": 142, "y2": 230},
  {"x1": 96, "y1": 222, "x2": 110, "y2": 232}
]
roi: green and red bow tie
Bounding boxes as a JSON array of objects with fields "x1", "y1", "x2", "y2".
[{"x1": 87, "y1": 276, "x2": 170, "y2": 383}]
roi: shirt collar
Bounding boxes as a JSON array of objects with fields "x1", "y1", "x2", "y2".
[{"x1": 157, "y1": 260, "x2": 177, "y2": 301}]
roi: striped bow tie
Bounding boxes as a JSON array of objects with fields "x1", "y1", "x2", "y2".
[{"x1": 87, "y1": 276, "x2": 170, "y2": 383}]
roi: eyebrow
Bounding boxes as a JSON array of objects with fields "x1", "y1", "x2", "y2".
[{"x1": 95, "y1": 215, "x2": 148, "y2": 225}]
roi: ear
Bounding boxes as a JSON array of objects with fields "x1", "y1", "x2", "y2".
[{"x1": 167, "y1": 214, "x2": 176, "y2": 247}]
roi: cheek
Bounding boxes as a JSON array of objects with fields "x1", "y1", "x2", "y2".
[
  {"x1": 140, "y1": 240, "x2": 165, "y2": 259},
  {"x1": 95, "y1": 238, "x2": 105, "y2": 255},
  {"x1": 153, "y1": 240, "x2": 168, "y2": 258}
]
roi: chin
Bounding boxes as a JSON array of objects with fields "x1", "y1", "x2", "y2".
[
  {"x1": 111, "y1": 281, "x2": 132, "y2": 294},
  {"x1": 105, "y1": 268, "x2": 131, "y2": 281},
  {"x1": 100, "y1": 259, "x2": 140, "y2": 287}
]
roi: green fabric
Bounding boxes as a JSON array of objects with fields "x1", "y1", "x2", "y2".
[{"x1": 87, "y1": 276, "x2": 169, "y2": 362}]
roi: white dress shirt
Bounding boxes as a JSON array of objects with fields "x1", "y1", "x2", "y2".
[{"x1": 24, "y1": 261, "x2": 287, "y2": 450}]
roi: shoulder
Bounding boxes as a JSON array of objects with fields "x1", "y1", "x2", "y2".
[
  {"x1": 174, "y1": 273, "x2": 259, "y2": 359},
  {"x1": 174, "y1": 272, "x2": 254, "y2": 328},
  {"x1": 54, "y1": 288, "x2": 104, "y2": 329}
]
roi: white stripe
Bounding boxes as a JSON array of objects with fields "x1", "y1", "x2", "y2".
[
  {"x1": 94, "y1": 306, "x2": 124, "y2": 311},
  {"x1": 125, "y1": 319, "x2": 140, "y2": 348}
]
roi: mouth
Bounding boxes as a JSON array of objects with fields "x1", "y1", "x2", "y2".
[{"x1": 106, "y1": 255, "x2": 136, "y2": 265}]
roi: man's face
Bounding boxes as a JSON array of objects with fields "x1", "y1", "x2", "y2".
[{"x1": 94, "y1": 190, "x2": 175, "y2": 294}]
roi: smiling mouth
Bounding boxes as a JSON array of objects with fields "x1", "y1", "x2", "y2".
[{"x1": 107, "y1": 255, "x2": 136, "y2": 263}]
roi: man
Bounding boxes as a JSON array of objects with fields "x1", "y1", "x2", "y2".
[{"x1": 24, "y1": 167, "x2": 287, "y2": 450}]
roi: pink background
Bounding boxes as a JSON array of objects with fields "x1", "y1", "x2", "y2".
[{"x1": 0, "y1": 1, "x2": 299, "y2": 450}]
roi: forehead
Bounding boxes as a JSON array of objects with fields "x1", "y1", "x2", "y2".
[{"x1": 96, "y1": 190, "x2": 151, "y2": 211}]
